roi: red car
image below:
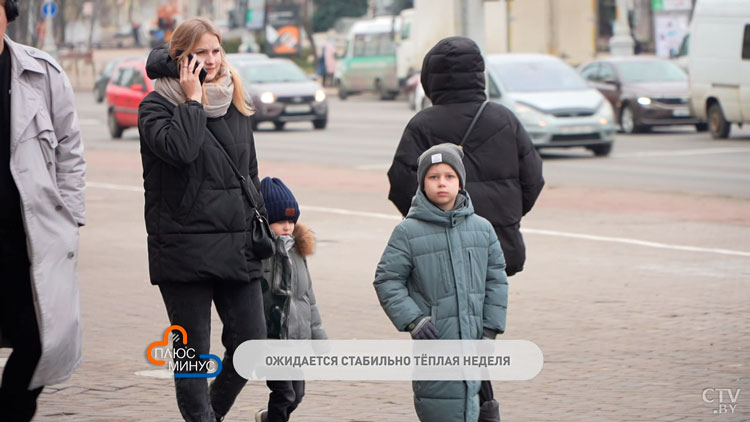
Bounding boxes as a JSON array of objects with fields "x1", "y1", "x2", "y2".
[{"x1": 106, "y1": 59, "x2": 153, "y2": 138}]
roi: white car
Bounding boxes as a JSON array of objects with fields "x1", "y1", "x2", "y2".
[{"x1": 485, "y1": 54, "x2": 616, "y2": 156}]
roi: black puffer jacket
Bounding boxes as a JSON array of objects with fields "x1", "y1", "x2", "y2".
[
  {"x1": 139, "y1": 48, "x2": 266, "y2": 284},
  {"x1": 388, "y1": 37, "x2": 544, "y2": 276}
]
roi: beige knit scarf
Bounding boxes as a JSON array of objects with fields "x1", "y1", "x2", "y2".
[{"x1": 154, "y1": 70, "x2": 248, "y2": 118}]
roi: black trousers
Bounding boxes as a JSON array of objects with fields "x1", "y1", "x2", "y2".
[
  {"x1": 0, "y1": 228, "x2": 44, "y2": 422},
  {"x1": 158, "y1": 279, "x2": 267, "y2": 422},
  {"x1": 266, "y1": 380, "x2": 305, "y2": 422},
  {"x1": 479, "y1": 380, "x2": 494, "y2": 403}
]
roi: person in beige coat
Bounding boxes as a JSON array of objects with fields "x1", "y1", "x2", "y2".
[{"x1": 1, "y1": 2, "x2": 86, "y2": 420}]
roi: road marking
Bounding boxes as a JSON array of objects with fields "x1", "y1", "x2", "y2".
[
  {"x1": 303, "y1": 206, "x2": 750, "y2": 257},
  {"x1": 521, "y1": 228, "x2": 750, "y2": 258},
  {"x1": 87, "y1": 182, "x2": 750, "y2": 258},
  {"x1": 614, "y1": 147, "x2": 750, "y2": 159}
]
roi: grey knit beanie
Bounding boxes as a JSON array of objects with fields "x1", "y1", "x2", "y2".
[{"x1": 417, "y1": 143, "x2": 466, "y2": 190}]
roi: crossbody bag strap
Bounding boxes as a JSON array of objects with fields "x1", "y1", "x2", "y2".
[
  {"x1": 209, "y1": 134, "x2": 259, "y2": 212},
  {"x1": 459, "y1": 101, "x2": 489, "y2": 147}
]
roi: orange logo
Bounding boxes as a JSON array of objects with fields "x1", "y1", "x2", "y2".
[{"x1": 147, "y1": 325, "x2": 187, "y2": 365}]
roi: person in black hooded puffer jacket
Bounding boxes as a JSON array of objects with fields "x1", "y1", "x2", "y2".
[
  {"x1": 387, "y1": 36, "x2": 545, "y2": 422},
  {"x1": 389, "y1": 36, "x2": 544, "y2": 278},
  {"x1": 138, "y1": 17, "x2": 267, "y2": 422}
]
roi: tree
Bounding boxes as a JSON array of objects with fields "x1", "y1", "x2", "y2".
[{"x1": 312, "y1": 0, "x2": 368, "y2": 33}]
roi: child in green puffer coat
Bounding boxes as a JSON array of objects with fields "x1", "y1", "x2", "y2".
[{"x1": 374, "y1": 143, "x2": 509, "y2": 422}]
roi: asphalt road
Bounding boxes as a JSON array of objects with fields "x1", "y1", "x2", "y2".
[{"x1": 78, "y1": 91, "x2": 750, "y2": 199}]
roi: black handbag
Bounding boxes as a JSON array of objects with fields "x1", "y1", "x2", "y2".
[{"x1": 209, "y1": 131, "x2": 275, "y2": 260}]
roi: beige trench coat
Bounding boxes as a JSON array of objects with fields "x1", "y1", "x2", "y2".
[{"x1": 2, "y1": 35, "x2": 85, "y2": 389}]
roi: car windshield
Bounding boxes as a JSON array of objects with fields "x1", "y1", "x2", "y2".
[
  {"x1": 235, "y1": 61, "x2": 308, "y2": 84},
  {"x1": 488, "y1": 60, "x2": 588, "y2": 92},
  {"x1": 615, "y1": 61, "x2": 687, "y2": 83}
]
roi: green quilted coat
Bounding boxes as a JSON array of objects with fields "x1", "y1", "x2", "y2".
[{"x1": 374, "y1": 190, "x2": 509, "y2": 422}]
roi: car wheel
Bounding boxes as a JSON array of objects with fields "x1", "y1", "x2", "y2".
[
  {"x1": 590, "y1": 143, "x2": 613, "y2": 157},
  {"x1": 313, "y1": 119, "x2": 327, "y2": 130},
  {"x1": 338, "y1": 87, "x2": 348, "y2": 100},
  {"x1": 108, "y1": 111, "x2": 124, "y2": 139},
  {"x1": 274, "y1": 122, "x2": 286, "y2": 131},
  {"x1": 620, "y1": 105, "x2": 641, "y2": 134},
  {"x1": 708, "y1": 102, "x2": 731, "y2": 139},
  {"x1": 695, "y1": 123, "x2": 709, "y2": 132}
]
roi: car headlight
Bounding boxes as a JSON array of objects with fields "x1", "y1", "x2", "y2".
[
  {"x1": 514, "y1": 103, "x2": 548, "y2": 127},
  {"x1": 637, "y1": 96, "x2": 651, "y2": 106},
  {"x1": 315, "y1": 89, "x2": 326, "y2": 102},
  {"x1": 260, "y1": 92, "x2": 276, "y2": 104},
  {"x1": 596, "y1": 101, "x2": 615, "y2": 125}
]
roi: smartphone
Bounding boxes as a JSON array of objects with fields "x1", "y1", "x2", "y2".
[{"x1": 175, "y1": 50, "x2": 208, "y2": 84}]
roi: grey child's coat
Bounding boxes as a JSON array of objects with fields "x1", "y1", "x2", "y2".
[{"x1": 262, "y1": 223, "x2": 327, "y2": 340}]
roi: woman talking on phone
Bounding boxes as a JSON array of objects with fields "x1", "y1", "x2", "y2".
[{"x1": 138, "y1": 17, "x2": 267, "y2": 421}]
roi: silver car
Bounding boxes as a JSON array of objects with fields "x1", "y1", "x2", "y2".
[
  {"x1": 486, "y1": 54, "x2": 616, "y2": 156},
  {"x1": 227, "y1": 57, "x2": 328, "y2": 131}
]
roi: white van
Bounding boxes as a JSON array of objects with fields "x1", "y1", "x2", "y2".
[{"x1": 688, "y1": 0, "x2": 750, "y2": 139}]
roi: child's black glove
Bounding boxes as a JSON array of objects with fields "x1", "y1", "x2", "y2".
[{"x1": 409, "y1": 316, "x2": 439, "y2": 340}]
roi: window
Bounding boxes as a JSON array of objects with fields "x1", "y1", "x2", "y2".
[
  {"x1": 743, "y1": 25, "x2": 750, "y2": 60},
  {"x1": 111, "y1": 68, "x2": 124, "y2": 86},
  {"x1": 615, "y1": 61, "x2": 686, "y2": 82},
  {"x1": 489, "y1": 60, "x2": 588, "y2": 92},
  {"x1": 237, "y1": 61, "x2": 308, "y2": 84},
  {"x1": 378, "y1": 33, "x2": 395, "y2": 56},
  {"x1": 353, "y1": 34, "x2": 366, "y2": 57},
  {"x1": 580, "y1": 63, "x2": 600, "y2": 81},
  {"x1": 401, "y1": 22, "x2": 411, "y2": 40},
  {"x1": 488, "y1": 75, "x2": 501, "y2": 99},
  {"x1": 130, "y1": 70, "x2": 146, "y2": 90},
  {"x1": 117, "y1": 67, "x2": 136, "y2": 87},
  {"x1": 598, "y1": 64, "x2": 617, "y2": 82},
  {"x1": 363, "y1": 34, "x2": 379, "y2": 57}
]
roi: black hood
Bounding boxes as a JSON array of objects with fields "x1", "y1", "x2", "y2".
[
  {"x1": 420, "y1": 36, "x2": 486, "y2": 105},
  {"x1": 146, "y1": 48, "x2": 179, "y2": 80}
]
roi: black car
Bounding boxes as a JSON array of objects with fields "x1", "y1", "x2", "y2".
[{"x1": 228, "y1": 57, "x2": 328, "y2": 131}]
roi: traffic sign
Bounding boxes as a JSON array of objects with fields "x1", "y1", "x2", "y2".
[{"x1": 41, "y1": 2, "x2": 57, "y2": 18}]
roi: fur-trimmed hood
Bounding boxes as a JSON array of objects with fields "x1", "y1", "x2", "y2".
[{"x1": 293, "y1": 222, "x2": 315, "y2": 257}]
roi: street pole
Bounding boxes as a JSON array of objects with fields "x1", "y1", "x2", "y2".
[
  {"x1": 41, "y1": 3, "x2": 57, "y2": 58},
  {"x1": 609, "y1": 0, "x2": 634, "y2": 55},
  {"x1": 460, "y1": 0, "x2": 485, "y2": 52}
]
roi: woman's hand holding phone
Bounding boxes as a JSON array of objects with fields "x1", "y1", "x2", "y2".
[{"x1": 180, "y1": 55, "x2": 204, "y2": 103}]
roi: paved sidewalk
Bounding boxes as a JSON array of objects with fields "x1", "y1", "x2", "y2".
[{"x1": 1, "y1": 148, "x2": 749, "y2": 421}]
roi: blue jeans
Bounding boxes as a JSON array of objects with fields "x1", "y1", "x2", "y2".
[{"x1": 159, "y1": 279, "x2": 266, "y2": 421}]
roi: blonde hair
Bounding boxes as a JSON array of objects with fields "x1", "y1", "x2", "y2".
[{"x1": 169, "y1": 18, "x2": 253, "y2": 116}]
